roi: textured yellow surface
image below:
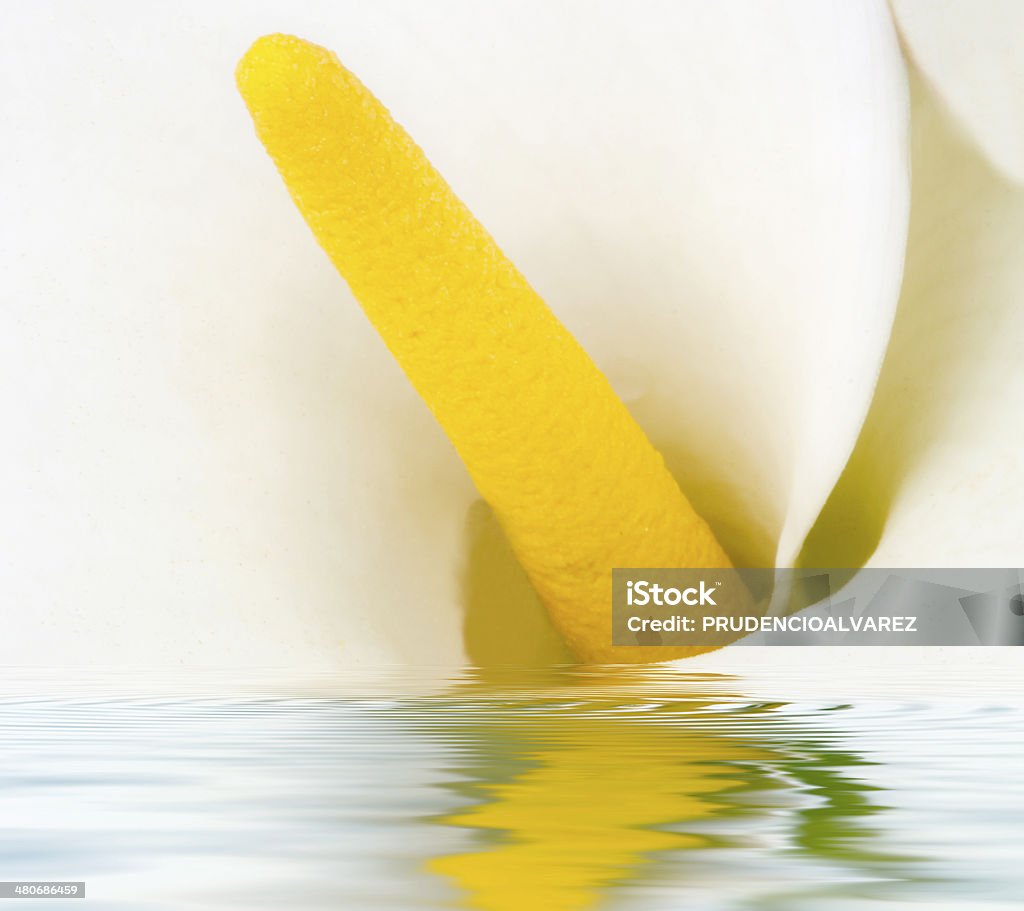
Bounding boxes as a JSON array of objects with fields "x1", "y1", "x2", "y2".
[{"x1": 236, "y1": 34, "x2": 735, "y2": 662}]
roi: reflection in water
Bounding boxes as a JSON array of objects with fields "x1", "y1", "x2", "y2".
[
  {"x1": 0, "y1": 667, "x2": 1022, "y2": 910},
  {"x1": 429, "y1": 720, "x2": 764, "y2": 910},
  {"x1": 414, "y1": 670, "x2": 917, "y2": 910}
]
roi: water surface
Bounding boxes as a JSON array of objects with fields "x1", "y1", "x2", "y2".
[{"x1": 0, "y1": 666, "x2": 1021, "y2": 909}]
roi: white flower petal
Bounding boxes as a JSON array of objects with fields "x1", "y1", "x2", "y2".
[
  {"x1": 807, "y1": 71, "x2": 1024, "y2": 569},
  {"x1": 891, "y1": 0, "x2": 1024, "y2": 184},
  {"x1": 0, "y1": 1, "x2": 907, "y2": 665}
]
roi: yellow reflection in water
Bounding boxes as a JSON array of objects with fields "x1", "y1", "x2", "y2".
[
  {"x1": 421, "y1": 671, "x2": 909, "y2": 911},
  {"x1": 428, "y1": 707, "x2": 771, "y2": 910}
]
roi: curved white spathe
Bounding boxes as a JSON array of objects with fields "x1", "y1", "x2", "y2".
[
  {"x1": 0, "y1": 1, "x2": 908, "y2": 665},
  {"x1": 863, "y1": 72, "x2": 1024, "y2": 567},
  {"x1": 891, "y1": 0, "x2": 1024, "y2": 185}
]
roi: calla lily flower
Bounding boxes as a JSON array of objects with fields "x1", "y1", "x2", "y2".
[{"x1": 1, "y1": 1, "x2": 1020, "y2": 667}]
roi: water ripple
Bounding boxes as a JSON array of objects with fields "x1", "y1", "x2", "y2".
[{"x1": 0, "y1": 667, "x2": 1021, "y2": 909}]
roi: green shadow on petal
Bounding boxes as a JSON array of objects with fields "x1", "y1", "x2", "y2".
[
  {"x1": 799, "y1": 68, "x2": 1004, "y2": 571},
  {"x1": 461, "y1": 500, "x2": 576, "y2": 667}
]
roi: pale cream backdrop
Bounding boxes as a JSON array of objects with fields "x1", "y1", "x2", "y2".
[{"x1": 1, "y1": 1, "x2": 1020, "y2": 675}]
